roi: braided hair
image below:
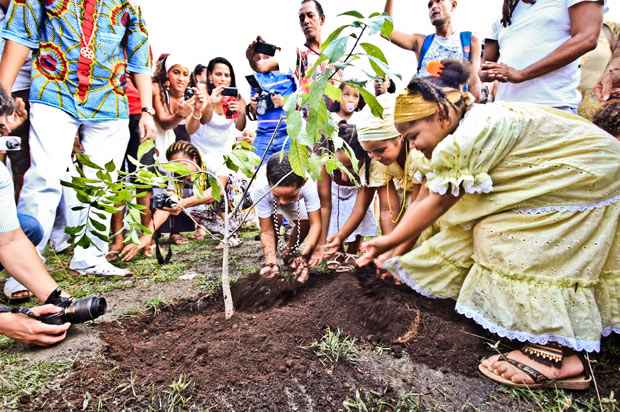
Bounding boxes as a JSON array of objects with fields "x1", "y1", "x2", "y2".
[
  {"x1": 406, "y1": 59, "x2": 471, "y2": 121},
  {"x1": 501, "y1": 0, "x2": 536, "y2": 27},
  {"x1": 153, "y1": 53, "x2": 171, "y2": 110},
  {"x1": 593, "y1": 101, "x2": 620, "y2": 138},
  {"x1": 166, "y1": 141, "x2": 204, "y2": 169}
]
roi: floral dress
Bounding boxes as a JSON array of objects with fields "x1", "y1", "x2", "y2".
[{"x1": 384, "y1": 102, "x2": 620, "y2": 353}]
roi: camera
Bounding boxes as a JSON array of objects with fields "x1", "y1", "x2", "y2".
[
  {"x1": 0, "y1": 136, "x2": 21, "y2": 151},
  {"x1": 39, "y1": 296, "x2": 107, "y2": 325},
  {"x1": 184, "y1": 87, "x2": 195, "y2": 101},
  {"x1": 246, "y1": 75, "x2": 274, "y2": 116},
  {"x1": 255, "y1": 41, "x2": 279, "y2": 57},
  {"x1": 222, "y1": 87, "x2": 238, "y2": 97},
  {"x1": 151, "y1": 192, "x2": 178, "y2": 209}
]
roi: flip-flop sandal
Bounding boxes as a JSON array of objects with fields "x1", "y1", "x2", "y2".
[
  {"x1": 326, "y1": 252, "x2": 358, "y2": 273},
  {"x1": 3, "y1": 277, "x2": 33, "y2": 303},
  {"x1": 478, "y1": 353, "x2": 592, "y2": 391}
]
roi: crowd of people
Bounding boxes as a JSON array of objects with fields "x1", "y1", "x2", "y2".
[{"x1": 0, "y1": 0, "x2": 619, "y2": 392}]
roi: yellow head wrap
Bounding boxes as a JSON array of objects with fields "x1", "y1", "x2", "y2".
[
  {"x1": 357, "y1": 94, "x2": 401, "y2": 142},
  {"x1": 394, "y1": 88, "x2": 471, "y2": 124}
]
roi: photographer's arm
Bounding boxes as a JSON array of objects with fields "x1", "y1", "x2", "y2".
[
  {"x1": 0, "y1": 305, "x2": 69, "y2": 347},
  {"x1": 152, "y1": 83, "x2": 191, "y2": 130},
  {"x1": 0, "y1": 229, "x2": 60, "y2": 302}
]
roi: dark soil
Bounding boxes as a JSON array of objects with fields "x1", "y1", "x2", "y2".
[{"x1": 24, "y1": 268, "x2": 620, "y2": 411}]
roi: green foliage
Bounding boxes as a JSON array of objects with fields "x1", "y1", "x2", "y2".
[
  {"x1": 308, "y1": 327, "x2": 359, "y2": 366},
  {"x1": 62, "y1": 9, "x2": 393, "y2": 251}
]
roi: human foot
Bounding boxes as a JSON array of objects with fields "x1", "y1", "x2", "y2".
[{"x1": 479, "y1": 345, "x2": 591, "y2": 390}]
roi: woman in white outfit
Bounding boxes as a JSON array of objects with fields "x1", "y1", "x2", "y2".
[{"x1": 188, "y1": 57, "x2": 247, "y2": 243}]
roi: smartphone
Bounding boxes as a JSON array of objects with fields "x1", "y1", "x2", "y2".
[
  {"x1": 0, "y1": 136, "x2": 21, "y2": 151},
  {"x1": 184, "y1": 88, "x2": 195, "y2": 100},
  {"x1": 222, "y1": 87, "x2": 238, "y2": 97},
  {"x1": 255, "y1": 41, "x2": 278, "y2": 57}
]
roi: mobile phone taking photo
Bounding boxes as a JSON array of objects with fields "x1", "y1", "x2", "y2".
[
  {"x1": 255, "y1": 41, "x2": 279, "y2": 57},
  {"x1": 222, "y1": 87, "x2": 238, "y2": 97}
]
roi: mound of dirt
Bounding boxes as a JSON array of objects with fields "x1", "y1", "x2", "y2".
[{"x1": 25, "y1": 269, "x2": 620, "y2": 411}]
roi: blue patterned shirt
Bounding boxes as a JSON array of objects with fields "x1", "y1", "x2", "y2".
[{"x1": 1, "y1": 0, "x2": 150, "y2": 121}]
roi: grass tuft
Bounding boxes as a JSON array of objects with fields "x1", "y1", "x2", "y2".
[
  {"x1": 343, "y1": 388, "x2": 422, "y2": 412},
  {"x1": 308, "y1": 327, "x2": 359, "y2": 366}
]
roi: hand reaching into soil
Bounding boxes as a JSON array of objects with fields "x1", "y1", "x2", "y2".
[
  {"x1": 291, "y1": 256, "x2": 310, "y2": 283},
  {"x1": 259, "y1": 263, "x2": 280, "y2": 279},
  {"x1": 357, "y1": 236, "x2": 391, "y2": 267},
  {"x1": 322, "y1": 235, "x2": 343, "y2": 258}
]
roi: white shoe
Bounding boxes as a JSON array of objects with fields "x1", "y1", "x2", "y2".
[{"x1": 71, "y1": 261, "x2": 132, "y2": 277}]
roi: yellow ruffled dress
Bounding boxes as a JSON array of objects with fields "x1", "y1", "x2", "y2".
[{"x1": 384, "y1": 102, "x2": 620, "y2": 353}]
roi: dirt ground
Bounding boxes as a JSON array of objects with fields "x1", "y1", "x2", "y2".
[{"x1": 3, "y1": 239, "x2": 620, "y2": 411}]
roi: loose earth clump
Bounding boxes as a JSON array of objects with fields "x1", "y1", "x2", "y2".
[{"x1": 23, "y1": 268, "x2": 620, "y2": 411}]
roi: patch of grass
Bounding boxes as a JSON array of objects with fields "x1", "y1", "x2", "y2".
[
  {"x1": 145, "y1": 374, "x2": 194, "y2": 412},
  {"x1": 144, "y1": 297, "x2": 165, "y2": 315},
  {"x1": 196, "y1": 275, "x2": 221, "y2": 295},
  {"x1": 501, "y1": 386, "x2": 618, "y2": 412},
  {"x1": 308, "y1": 327, "x2": 359, "y2": 366},
  {"x1": 0, "y1": 351, "x2": 71, "y2": 410},
  {"x1": 343, "y1": 389, "x2": 422, "y2": 412}
]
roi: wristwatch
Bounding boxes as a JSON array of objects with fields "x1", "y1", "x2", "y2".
[{"x1": 141, "y1": 106, "x2": 155, "y2": 116}]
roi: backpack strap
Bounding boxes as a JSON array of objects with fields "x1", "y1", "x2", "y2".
[
  {"x1": 417, "y1": 34, "x2": 435, "y2": 74},
  {"x1": 460, "y1": 31, "x2": 473, "y2": 62}
]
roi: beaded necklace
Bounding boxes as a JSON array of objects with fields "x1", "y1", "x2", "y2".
[{"x1": 272, "y1": 197, "x2": 301, "y2": 255}]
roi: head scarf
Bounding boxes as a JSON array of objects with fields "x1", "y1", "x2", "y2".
[
  {"x1": 357, "y1": 94, "x2": 401, "y2": 142},
  {"x1": 165, "y1": 54, "x2": 188, "y2": 74},
  {"x1": 394, "y1": 88, "x2": 469, "y2": 124}
]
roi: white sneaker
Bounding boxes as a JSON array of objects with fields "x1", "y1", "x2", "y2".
[{"x1": 71, "y1": 261, "x2": 132, "y2": 277}]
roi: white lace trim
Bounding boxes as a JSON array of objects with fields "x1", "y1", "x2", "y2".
[
  {"x1": 602, "y1": 326, "x2": 620, "y2": 338},
  {"x1": 455, "y1": 303, "x2": 602, "y2": 353},
  {"x1": 383, "y1": 258, "x2": 442, "y2": 300},
  {"x1": 513, "y1": 194, "x2": 620, "y2": 215},
  {"x1": 426, "y1": 172, "x2": 494, "y2": 197}
]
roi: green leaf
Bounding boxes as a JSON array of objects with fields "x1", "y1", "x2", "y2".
[
  {"x1": 338, "y1": 10, "x2": 365, "y2": 19},
  {"x1": 283, "y1": 92, "x2": 299, "y2": 113},
  {"x1": 360, "y1": 42, "x2": 388, "y2": 64},
  {"x1": 77, "y1": 235, "x2": 91, "y2": 249},
  {"x1": 356, "y1": 86, "x2": 384, "y2": 118},
  {"x1": 323, "y1": 36, "x2": 348, "y2": 63},
  {"x1": 160, "y1": 162, "x2": 193, "y2": 176},
  {"x1": 381, "y1": 16, "x2": 394, "y2": 39},
  {"x1": 76, "y1": 154, "x2": 103, "y2": 170},
  {"x1": 324, "y1": 82, "x2": 342, "y2": 102},
  {"x1": 91, "y1": 230, "x2": 109, "y2": 243},
  {"x1": 207, "y1": 175, "x2": 221, "y2": 201},
  {"x1": 104, "y1": 160, "x2": 116, "y2": 173},
  {"x1": 288, "y1": 139, "x2": 309, "y2": 178},
  {"x1": 320, "y1": 24, "x2": 350, "y2": 52},
  {"x1": 89, "y1": 218, "x2": 106, "y2": 232},
  {"x1": 286, "y1": 110, "x2": 303, "y2": 140},
  {"x1": 137, "y1": 139, "x2": 155, "y2": 160},
  {"x1": 71, "y1": 205, "x2": 86, "y2": 211}
]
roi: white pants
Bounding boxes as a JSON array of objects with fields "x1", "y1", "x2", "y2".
[{"x1": 18, "y1": 103, "x2": 129, "y2": 269}]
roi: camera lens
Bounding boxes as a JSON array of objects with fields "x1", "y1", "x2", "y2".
[{"x1": 64, "y1": 296, "x2": 107, "y2": 324}]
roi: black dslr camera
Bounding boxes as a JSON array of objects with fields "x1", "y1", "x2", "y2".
[
  {"x1": 151, "y1": 192, "x2": 178, "y2": 210},
  {"x1": 40, "y1": 296, "x2": 107, "y2": 325},
  {"x1": 246, "y1": 75, "x2": 274, "y2": 116}
]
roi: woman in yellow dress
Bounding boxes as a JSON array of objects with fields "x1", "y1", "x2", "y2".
[{"x1": 358, "y1": 60, "x2": 620, "y2": 390}]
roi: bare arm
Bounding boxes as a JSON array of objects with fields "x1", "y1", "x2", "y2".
[
  {"x1": 594, "y1": 24, "x2": 620, "y2": 100},
  {"x1": 468, "y1": 35, "x2": 483, "y2": 101},
  {"x1": 358, "y1": 191, "x2": 460, "y2": 265},
  {"x1": 259, "y1": 217, "x2": 278, "y2": 265},
  {"x1": 377, "y1": 181, "x2": 400, "y2": 235},
  {"x1": 300, "y1": 210, "x2": 322, "y2": 257},
  {"x1": 384, "y1": 0, "x2": 424, "y2": 54},
  {"x1": 480, "y1": 39, "x2": 500, "y2": 82},
  {"x1": 482, "y1": 2, "x2": 603, "y2": 83},
  {"x1": 0, "y1": 229, "x2": 58, "y2": 302},
  {"x1": 317, "y1": 168, "x2": 332, "y2": 245},
  {"x1": 0, "y1": 40, "x2": 30, "y2": 93},
  {"x1": 152, "y1": 83, "x2": 193, "y2": 130}
]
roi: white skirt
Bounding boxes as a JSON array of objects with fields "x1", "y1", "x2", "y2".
[{"x1": 328, "y1": 181, "x2": 377, "y2": 243}]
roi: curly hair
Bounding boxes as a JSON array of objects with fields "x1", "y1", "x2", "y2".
[
  {"x1": 406, "y1": 59, "x2": 471, "y2": 121},
  {"x1": 593, "y1": 101, "x2": 620, "y2": 139},
  {"x1": 266, "y1": 153, "x2": 306, "y2": 188}
]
